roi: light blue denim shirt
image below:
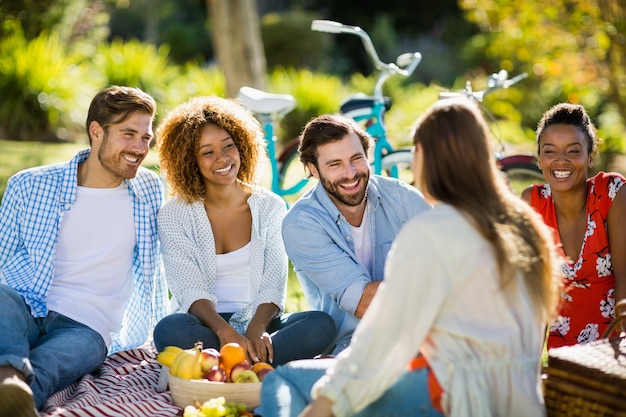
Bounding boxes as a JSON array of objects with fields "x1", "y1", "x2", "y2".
[
  {"x1": 282, "y1": 175, "x2": 431, "y2": 352},
  {"x1": 0, "y1": 149, "x2": 169, "y2": 353}
]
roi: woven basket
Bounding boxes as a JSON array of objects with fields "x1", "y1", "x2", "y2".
[
  {"x1": 544, "y1": 300, "x2": 626, "y2": 417},
  {"x1": 168, "y1": 374, "x2": 261, "y2": 411}
]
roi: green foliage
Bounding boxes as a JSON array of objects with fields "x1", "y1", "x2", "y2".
[
  {"x1": 108, "y1": 0, "x2": 213, "y2": 64},
  {"x1": 93, "y1": 38, "x2": 179, "y2": 108},
  {"x1": 457, "y1": 0, "x2": 626, "y2": 170},
  {"x1": 267, "y1": 68, "x2": 346, "y2": 141},
  {"x1": 262, "y1": 10, "x2": 331, "y2": 71},
  {"x1": 0, "y1": 22, "x2": 97, "y2": 141},
  {"x1": 1, "y1": 0, "x2": 82, "y2": 40},
  {"x1": 159, "y1": 64, "x2": 226, "y2": 117}
]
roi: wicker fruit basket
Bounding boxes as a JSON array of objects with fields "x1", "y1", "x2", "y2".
[
  {"x1": 543, "y1": 301, "x2": 626, "y2": 417},
  {"x1": 168, "y1": 374, "x2": 261, "y2": 411}
]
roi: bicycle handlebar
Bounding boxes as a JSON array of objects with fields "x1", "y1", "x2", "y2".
[
  {"x1": 439, "y1": 70, "x2": 528, "y2": 102},
  {"x1": 311, "y1": 20, "x2": 421, "y2": 78}
]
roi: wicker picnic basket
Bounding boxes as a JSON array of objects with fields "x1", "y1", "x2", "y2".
[{"x1": 543, "y1": 300, "x2": 626, "y2": 417}]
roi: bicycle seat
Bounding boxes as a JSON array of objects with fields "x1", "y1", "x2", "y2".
[
  {"x1": 340, "y1": 94, "x2": 392, "y2": 119},
  {"x1": 237, "y1": 86, "x2": 297, "y2": 116}
]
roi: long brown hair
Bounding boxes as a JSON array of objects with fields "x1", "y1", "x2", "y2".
[{"x1": 412, "y1": 99, "x2": 562, "y2": 320}]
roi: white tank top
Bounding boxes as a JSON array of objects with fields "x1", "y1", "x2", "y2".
[
  {"x1": 47, "y1": 183, "x2": 135, "y2": 346},
  {"x1": 214, "y1": 242, "x2": 251, "y2": 313}
]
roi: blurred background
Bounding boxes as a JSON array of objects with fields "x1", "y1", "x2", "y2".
[{"x1": 1, "y1": 0, "x2": 625, "y2": 198}]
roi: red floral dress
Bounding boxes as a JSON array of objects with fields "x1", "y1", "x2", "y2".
[{"x1": 530, "y1": 172, "x2": 625, "y2": 349}]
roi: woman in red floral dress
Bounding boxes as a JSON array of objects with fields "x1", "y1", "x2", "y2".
[{"x1": 522, "y1": 103, "x2": 626, "y2": 349}]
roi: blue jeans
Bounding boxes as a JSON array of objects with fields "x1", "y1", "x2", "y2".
[
  {"x1": 0, "y1": 285, "x2": 108, "y2": 409},
  {"x1": 259, "y1": 358, "x2": 445, "y2": 417},
  {"x1": 153, "y1": 311, "x2": 336, "y2": 366}
]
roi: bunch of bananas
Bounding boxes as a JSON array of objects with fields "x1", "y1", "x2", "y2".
[
  {"x1": 157, "y1": 343, "x2": 203, "y2": 380},
  {"x1": 156, "y1": 345, "x2": 184, "y2": 367}
]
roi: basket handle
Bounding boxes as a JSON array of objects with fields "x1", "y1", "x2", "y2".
[{"x1": 602, "y1": 298, "x2": 626, "y2": 339}]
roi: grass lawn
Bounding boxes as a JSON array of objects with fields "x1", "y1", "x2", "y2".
[{"x1": 0, "y1": 139, "x2": 309, "y2": 312}]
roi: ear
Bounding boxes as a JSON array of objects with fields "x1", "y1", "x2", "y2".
[
  {"x1": 89, "y1": 121, "x2": 103, "y2": 143},
  {"x1": 587, "y1": 154, "x2": 595, "y2": 168},
  {"x1": 307, "y1": 162, "x2": 320, "y2": 179}
]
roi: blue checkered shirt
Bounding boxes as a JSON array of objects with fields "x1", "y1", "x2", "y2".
[{"x1": 0, "y1": 149, "x2": 169, "y2": 353}]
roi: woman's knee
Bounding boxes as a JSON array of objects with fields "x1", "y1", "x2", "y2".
[{"x1": 153, "y1": 313, "x2": 198, "y2": 351}]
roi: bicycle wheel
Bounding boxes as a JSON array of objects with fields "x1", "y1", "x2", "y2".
[
  {"x1": 500, "y1": 159, "x2": 544, "y2": 196},
  {"x1": 278, "y1": 140, "x2": 316, "y2": 204},
  {"x1": 379, "y1": 149, "x2": 414, "y2": 185}
]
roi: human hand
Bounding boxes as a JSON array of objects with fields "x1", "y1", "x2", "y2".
[
  {"x1": 299, "y1": 396, "x2": 334, "y2": 417},
  {"x1": 245, "y1": 328, "x2": 273, "y2": 363},
  {"x1": 218, "y1": 331, "x2": 256, "y2": 361}
]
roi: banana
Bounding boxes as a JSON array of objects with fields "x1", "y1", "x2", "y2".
[
  {"x1": 156, "y1": 345, "x2": 185, "y2": 368},
  {"x1": 169, "y1": 344, "x2": 203, "y2": 380}
]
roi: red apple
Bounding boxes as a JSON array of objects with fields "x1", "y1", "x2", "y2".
[
  {"x1": 199, "y1": 347, "x2": 220, "y2": 373},
  {"x1": 255, "y1": 367, "x2": 273, "y2": 381},
  {"x1": 204, "y1": 365, "x2": 228, "y2": 382},
  {"x1": 228, "y1": 360, "x2": 251, "y2": 382}
]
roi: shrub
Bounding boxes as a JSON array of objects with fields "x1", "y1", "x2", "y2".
[
  {"x1": 0, "y1": 22, "x2": 97, "y2": 141},
  {"x1": 93, "y1": 38, "x2": 179, "y2": 117},
  {"x1": 268, "y1": 67, "x2": 346, "y2": 141},
  {"x1": 160, "y1": 64, "x2": 226, "y2": 117}
]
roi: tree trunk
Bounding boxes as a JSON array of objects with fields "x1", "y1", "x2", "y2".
[{"x1": 207, "y1": 0, "x2": 267, "y2": 97}]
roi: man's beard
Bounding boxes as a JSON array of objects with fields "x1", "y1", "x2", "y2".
[
  {"x1": 319, "y1": 170, "x2": 369, "y2": 207},
  {"x1": 98, "y1": 134, "x2": 142, "y2": 180}
]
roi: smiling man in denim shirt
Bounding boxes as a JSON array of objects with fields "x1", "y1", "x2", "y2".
[{"x1": 282, "y1": 114, "x2": 430, "y2": 355}]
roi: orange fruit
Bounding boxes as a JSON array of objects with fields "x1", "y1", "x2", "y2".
[
  {"x1": 219, "y1": 342, "x2": 246, "y2": 371},
  {"x1": 251, "y1": 362, "x2": 274, "y2": 374}
]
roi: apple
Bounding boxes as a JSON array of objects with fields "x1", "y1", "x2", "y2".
[
  {"x1": 199, "y1": 348, "x2": 220, "y2": 373},
  {"x1": 255, "y1": 367, "x2": 273, "y2": 381},
  {"x1": 233, "y1": 369, "x2": 259, "y2": 383},
  {"x1": 228, "y1": 360, "x2": 251, "y2": 382},
  {"x1": 204, "y1": 365, "x2": 227, "y2": 382}
]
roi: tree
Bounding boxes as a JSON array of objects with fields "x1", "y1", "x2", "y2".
[
  {"x1": 206, "y1": 0, "x2": 267, "y2": 97},
  {"x1": 459, "y1": 0, "x2": 626, "y2": 127}
]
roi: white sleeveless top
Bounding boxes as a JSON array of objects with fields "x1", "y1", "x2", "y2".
[
  {"x1": 48, "y1": 183, "x2": 135, "y2": 346},
  {"x1": 214, "y1": 242, "x2": 251, "y2": 313}
]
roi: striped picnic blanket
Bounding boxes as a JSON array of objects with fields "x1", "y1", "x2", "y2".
[{"x1": 39, "y1": 345, "x2": 182, "y2": 417}]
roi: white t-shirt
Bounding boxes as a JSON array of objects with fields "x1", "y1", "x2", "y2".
[
  {"x1": 47, "y1": 183, "x2": 135, "y2": 346},
  {"x1": 350, "y1": 205, "x2": 373, "y2": 275},
  {"x1": 214, "y1": 242, "x2": 252, "y2": 313}
]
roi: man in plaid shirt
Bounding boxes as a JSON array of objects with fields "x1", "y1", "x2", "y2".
[{"x1": 0, "y1": 86, "x2": 169, "y2": 416}]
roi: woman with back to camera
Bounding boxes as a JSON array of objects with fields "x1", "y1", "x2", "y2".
[
  {"x1": 152, "y1": 96, "x2": 335, "y2": 366},
  {"x1": 259, "y1": 99, "x2": 564, "y2": 417},
  {"x1": 522, "y1": 103, "x2": 626, "y2": 349}
]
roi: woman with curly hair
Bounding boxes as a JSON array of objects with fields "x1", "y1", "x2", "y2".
[{"x1": 152, "y1": 96, "x2": 335, "y2": 366}]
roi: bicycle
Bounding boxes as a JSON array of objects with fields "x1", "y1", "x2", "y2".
[
  {"x1": 238, "y1": 20, "x2": 423, "y2": 202},
  {"x1": 237, "y1": 20, "x2": 423, "y2": 203},
  {"x1": 311, "y1": 20, "x2": 543, "y2": 193},
  {"x1": 439, "y1": 69, "x2": 544, "y2": 194},
  {"x1": 309, "y1": 19, "x2": 421, "y2": 183},
  {"x1": 236, "y1": 86, "x2": 309, "y2": 203}
]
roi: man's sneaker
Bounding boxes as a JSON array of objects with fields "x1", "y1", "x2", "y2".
[{"x1": 0, "y1": 376, "x2": 38, "y2": 417}]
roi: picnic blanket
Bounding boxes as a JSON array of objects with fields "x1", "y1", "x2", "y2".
[{"x1": 39, "y1": 345, "x2": 183, "y2": 417}]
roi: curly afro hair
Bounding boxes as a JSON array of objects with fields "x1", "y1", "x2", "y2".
[{"x1": 156, "y1": 95, "x2": 266, "y2": 203}]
